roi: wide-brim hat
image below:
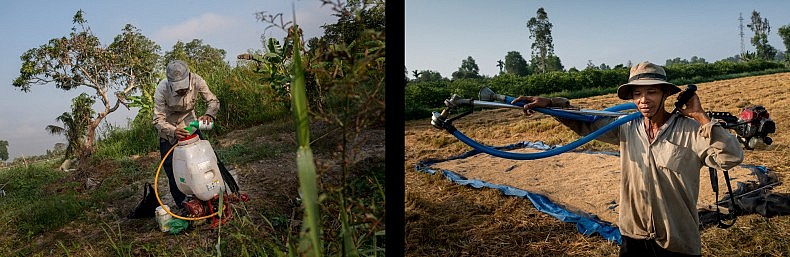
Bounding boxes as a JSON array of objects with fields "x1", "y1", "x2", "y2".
[
  {"x1": 166, "y1": 60, "x2": 190, "y2": 92},
  {"x1": 616, "y1": 61, "x2": 680, "y2": 100}
]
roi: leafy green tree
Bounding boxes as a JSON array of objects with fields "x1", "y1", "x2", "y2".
[
  {"x1": 239, "y1": 37, "x2": 293, "y2": 98},
  {"x1": 527, "y1": 7, "x2": 555, "y2": 73},
  {"x1": 690, "y1": 56, "x2": 707, "y2": 64},
  {"x1": 504, "y1": 51, "x2": 530, "y2": 76},
  {"x1": 163, "y1": 39, "x2": 229, "y2": 74},
  {"x1": 531, "y1": 55, "x2": 563, "y2": 72},
  {"x1": 13, "y1": 10, "x2": 160, "y2": 159},
  {"x1": 45, "y1": 93, "x2": 95, "y2": 159},
  {"x1": 666, "y1": 57, "x2": 689, "y2": 66},
  {"x1": 452, "y1": 56, "x2": 481, "y2": 79},
  {"x1": 778, "y1": 24, "x2": 790, "y2": 62},
  {"x1": 748, "y1": 10, "x2": 777, "y2": 60},
  {"x1": 414, "y1": 70, "x2": 444, "y2": 82},
  {"x1": 319, "y1": 0, "x2": 385, "y2": 46},
  {"x1": 0, "y1": 140, "x2": 8, "y2": 161},
  {"x1": 53, "y1": 143, "x2": 67, "y2": 154},
  {"x1": 585, "y1": 60, "x2": 597, "y2": 70}
]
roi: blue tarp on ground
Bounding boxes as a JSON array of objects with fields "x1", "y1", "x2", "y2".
[
  {"x1": 415, "y1": 141, "x2": 624, "y2": 244},
  {"x1": 415, "y1": 141, "x2": 771, "y2": 245}
]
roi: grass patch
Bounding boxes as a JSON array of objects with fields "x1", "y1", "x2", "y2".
[
  {"x1": 94, "y1": 123, "x2": 159, "y2": 160},
  {"x1": 16, "y1": 193, "x2": 85, "y2": 236},
  {"x1": 215, "y1": 143, "x2": 283, "y2": 165},
  {"x1": 321, "y1": 159, "x2": 386, "y2": 256},
  {"x1": 0, "y1": 163, "x2": 86, "y2": 242}
]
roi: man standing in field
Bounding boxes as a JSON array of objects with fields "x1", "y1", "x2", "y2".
[
  {"x1": 153, "y1": 60, "x2": 220, "y2": 208},
  {"x1": 512, "y1": 61, "x2": 743, "y2": 256}
]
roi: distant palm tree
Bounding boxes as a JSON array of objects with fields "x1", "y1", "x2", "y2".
[
  {"x1": 497, "y1": 60, "x2": 505, "y2": 73},
  {"x1": 46, "y1": 112, "x2": 81, "y2": 159},
  {"x1": 46, "y1": 93, "x2": 94, "y2": 159}
]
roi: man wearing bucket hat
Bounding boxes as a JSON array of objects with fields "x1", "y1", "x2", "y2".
[
  {"x1": 153, "y1": 60, "x2": 220, "y2": 208},
  {"x1": 512, "y1": 61, "x2": 743, "y2": 256}
]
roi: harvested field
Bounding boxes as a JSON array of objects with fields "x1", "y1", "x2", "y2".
[
  {"x1": 405, "y1": 73, "x2": 790, "y2": 256},
  {"x1": 430, "y1": 148, "x2": 760, "y2": 225}
]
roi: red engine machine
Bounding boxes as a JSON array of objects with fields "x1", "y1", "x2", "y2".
[{"x1": 707, "y1": 105, "x2": 775, "y2": 150}]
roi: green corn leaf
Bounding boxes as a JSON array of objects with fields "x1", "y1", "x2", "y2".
[
  {"x1": 297, "y1": 146, "x2": 321, "y2": 256},
  {"x1": 292, "y1": 22, "x2": 322, "y2": 257},
  {"x1": 291, "y1": 26, "x2": 310, "y2": 147}
]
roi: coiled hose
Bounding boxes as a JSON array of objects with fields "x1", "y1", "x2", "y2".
[{"x1": 451, "y1": 97, "x2": 639, "y2": 160}]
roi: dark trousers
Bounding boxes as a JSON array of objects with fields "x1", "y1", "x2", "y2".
[
  {"x1": 159, "y1": 131, "x2": 204, "y2": 208},
  {"x1": 619, "y1": 236, "x2": 701, "y2": 257}
]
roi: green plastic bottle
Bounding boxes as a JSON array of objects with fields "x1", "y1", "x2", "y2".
[{"x1": 184, "y1": 120, "x2": 214, "y2": 135}]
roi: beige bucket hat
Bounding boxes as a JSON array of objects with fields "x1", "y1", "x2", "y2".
[{"x1": 617, "y1": 61, "x2": 680, "y2": 100}]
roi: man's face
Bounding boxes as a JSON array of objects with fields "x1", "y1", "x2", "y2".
[{"x1": 631, "y1": 85, "x2": 665, "y2": 118}]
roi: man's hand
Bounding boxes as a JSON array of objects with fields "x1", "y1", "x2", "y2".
[
  {"x1": 175, "y1": 127, "x2": 191, "y2": 139},
  {"x1": 677, "y1": 93, "x2": 711, "y2": 124},
  {"x1": 511, "y1": 96, "x2": 551, "y2": 116}
]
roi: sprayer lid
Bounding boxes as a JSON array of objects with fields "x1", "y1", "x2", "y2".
[{"x1": 178, "y1": 133, "x2": 199, "y2": 145}]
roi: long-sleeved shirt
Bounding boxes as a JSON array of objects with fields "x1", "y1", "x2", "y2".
[
  {"x1": 153, "y1": 72, "x2": 220, "y2": 144},
  {"x1": 550, "y1": 98, "x2": 743, "y2": 255}
]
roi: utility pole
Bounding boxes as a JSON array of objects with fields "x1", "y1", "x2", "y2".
[{"x1": 739, "y1": 12, "x2": 745, "y2": 55}]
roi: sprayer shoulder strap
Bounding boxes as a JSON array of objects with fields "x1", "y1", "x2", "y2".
[{"x1": 217, "y1": 159, "x2": 239, "y2": 194}]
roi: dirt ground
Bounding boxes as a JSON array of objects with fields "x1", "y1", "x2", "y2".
[
  {"x1": 17, "y1": 121, "x2": 385, "y2": 256},
  {"x1": 405, "y1": 72, "x2": 790, "y2": 256}
]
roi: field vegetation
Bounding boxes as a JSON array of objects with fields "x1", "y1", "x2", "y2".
[
  {"x1": 0, "y1": 1, "x2": 385, "y2": 256},
  {"x1": 405, "y1": 72, "x2": 790, "y2": 256}
]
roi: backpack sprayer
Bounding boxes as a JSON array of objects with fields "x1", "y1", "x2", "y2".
[{"x1": 154, "y1": 120, "x2": 249, "y2": 230}]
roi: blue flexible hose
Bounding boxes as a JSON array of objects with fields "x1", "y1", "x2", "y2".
[{"x1": 453, "y1": 97, "x2": 640, "y2": 160}]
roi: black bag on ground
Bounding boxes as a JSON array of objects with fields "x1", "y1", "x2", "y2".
[{"x1": 127, "y1": 182, "x2": 159, "y2": 219}]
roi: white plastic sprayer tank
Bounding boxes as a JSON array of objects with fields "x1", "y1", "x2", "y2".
[{"x1": 172, "y1": 134, "x2": 225, "y2": 201}]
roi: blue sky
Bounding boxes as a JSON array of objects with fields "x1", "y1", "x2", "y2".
[
  {"x1": 0, "y1": 1, "x2": 337, "y2": 161},
  {"x1": 406, "y1": 1, "x2": 790, "y2": 77}
]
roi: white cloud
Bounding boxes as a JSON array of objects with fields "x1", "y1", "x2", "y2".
[{"x1": 154, "y1": 13, "x2": 241, "y2": 43}]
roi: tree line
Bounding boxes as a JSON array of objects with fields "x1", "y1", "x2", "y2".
[
  {"x1": 404, "y1": 8, "x2": 790, "y2": 120},
  {"x1": 410, "y1": 8, "x2": 790, "y2": 83}
]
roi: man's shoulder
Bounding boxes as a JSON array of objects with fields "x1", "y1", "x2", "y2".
[
  {"x1": 155, "y1": 79, "x2": 168, "y2": 88},
  {"x1": 672, "y1": 113, "x2": 703, "y2": 127},
  {"x1": 190, "y1": 72, "x2": 206, "y2": 81},
  {"x1": 154, "y1": 79, "x2": 171, "y2": 96}
]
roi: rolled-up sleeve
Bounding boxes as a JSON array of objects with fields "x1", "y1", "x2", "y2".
[{"x1": 695, "y1": 119, "x2": 744, "y2": 170}]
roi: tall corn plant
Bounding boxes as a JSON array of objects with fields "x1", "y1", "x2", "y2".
[{"x1": 290, "y1": 23, "x2": 322, "y2": 257}]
